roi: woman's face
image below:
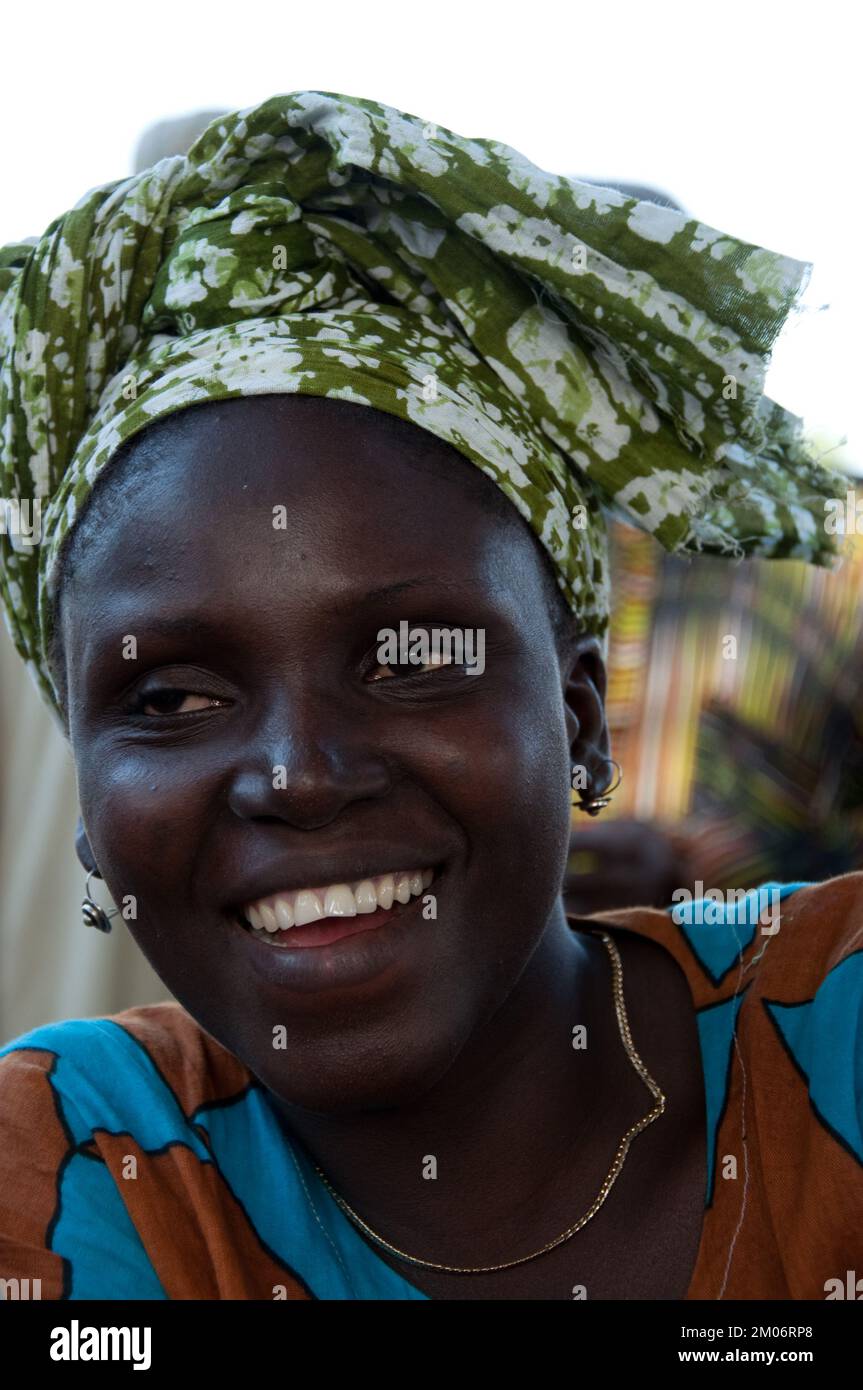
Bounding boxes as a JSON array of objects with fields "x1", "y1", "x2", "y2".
[{"x1": 61, "y1": 395, "x2": 607, "y2": 1112}]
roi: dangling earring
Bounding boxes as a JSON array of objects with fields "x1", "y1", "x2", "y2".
[
  {"x1": 81, "y1": 870, "x2": 119, "y2": 934},
  {"x1": 574, "y1": 757, "x2": 622, "y2": 817}
]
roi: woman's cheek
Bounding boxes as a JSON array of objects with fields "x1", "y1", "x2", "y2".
[
  {"x1": 77, "y1": 746, "x2": 210, "y2": 902},
  {"x1": 424, "y1": 686, "x2": 566, "y2": 864}
]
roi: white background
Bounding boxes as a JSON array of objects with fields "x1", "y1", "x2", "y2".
[{"x1": 2, "y1": 0, "x2": 858, "y2": 466}]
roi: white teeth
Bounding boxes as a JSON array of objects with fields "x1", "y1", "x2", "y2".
[
  {"x1": 244, "y1": 867, "x2": 435, "y2": 934},
  {"x1": 376, "y1": 873, "x2": 395, "y2": 910},
  {"x1": 275, "y1": 898, "x2": 294, "y2": 930},
  {"x1": 354, "y1": 880, "x2": 377, "y2": 914},
  {"x1": 324, "y1": 885, "x2": 357, "y2": 918},
  {"x1": 260, "y1": 904, "x2": 280, "y2": 934},
  {"x1": 294, "y1": 890, "x2": 324, "y2": 927}
]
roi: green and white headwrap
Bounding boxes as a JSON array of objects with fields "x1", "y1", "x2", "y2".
[{"x1": 0, "y1": 89, "x2": 841, "y2": 723}]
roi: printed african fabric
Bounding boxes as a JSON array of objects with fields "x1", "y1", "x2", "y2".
[
  {"x1": 1, "y1": 876, "x2": 860, "y2": 1299},
  {"x1": 0, "y1": 91, "x2": 844, "y2": 721}
]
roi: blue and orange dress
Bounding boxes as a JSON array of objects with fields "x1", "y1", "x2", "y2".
[{"x1": 1, "y1": 876, "x2": 861, "y2": 1299}]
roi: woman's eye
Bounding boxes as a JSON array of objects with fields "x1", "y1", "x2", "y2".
[
  {"x1": 367, "y1": 652, "x2": 456, "y2": 682},
  {"x1": 134, "y1": 688, "x2": 226, "y2": 716}
]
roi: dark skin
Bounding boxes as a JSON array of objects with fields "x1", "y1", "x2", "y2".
[{"x1": 61, "y1": 394, "x2": 706, "y2": 1300}]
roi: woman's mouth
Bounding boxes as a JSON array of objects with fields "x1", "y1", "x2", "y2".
[{"x1": 238, "y1": 869, "x2": 435, "y2": 949}]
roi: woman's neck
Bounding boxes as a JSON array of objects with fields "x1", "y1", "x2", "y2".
[{"x1": 265, "y1": 904, "x2": 630, "y2": 1264}]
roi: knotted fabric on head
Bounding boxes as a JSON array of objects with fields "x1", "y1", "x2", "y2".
[{"x1": 0, "y1": 90, "x2": 843, "y2": 721}]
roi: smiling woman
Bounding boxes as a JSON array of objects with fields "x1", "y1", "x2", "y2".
[{"x1": 0, "y1": 91, "x2": 861, "y2": 1303}]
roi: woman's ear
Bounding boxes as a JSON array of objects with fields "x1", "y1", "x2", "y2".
[
  {"x1": 562, "y1": 636, "x2": 611, "y2": 787},
  {"x1": 74, "y1": 817, "x2": 99, "y2": 876}
]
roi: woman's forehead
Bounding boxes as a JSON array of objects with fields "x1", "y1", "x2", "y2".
[
  {"x1": 61, "y1": 396, "x2": 543, "y2": 630},
  {"x1": 104, "y1": 394, "x2": 518, "y2": 515}
]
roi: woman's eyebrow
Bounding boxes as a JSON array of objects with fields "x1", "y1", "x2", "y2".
[
  {"x1": 87, "y1": 612, "x2": 237, "y2": 659},
  {"x1": 87, "y1": 581, "x2": 486, "y2": 665},
  {"x1": 359, "y1": 578, "x2": 470, "y2": 605}
]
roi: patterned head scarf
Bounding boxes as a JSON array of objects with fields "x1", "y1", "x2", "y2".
[{"x1": 0, "y1": 90, "x2": 842, "y2": 723}]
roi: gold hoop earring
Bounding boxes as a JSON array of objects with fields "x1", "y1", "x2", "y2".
[
  {"x1": 574, "y1": 757, "x2": 622, "y2": 817},
  {"x1": 81, "y1": 870, "x2": 118, "y2": 934}
]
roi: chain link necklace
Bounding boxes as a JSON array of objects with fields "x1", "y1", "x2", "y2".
[{"x1": 311, "y1": 928, "x2": 667, "y2": 1274}]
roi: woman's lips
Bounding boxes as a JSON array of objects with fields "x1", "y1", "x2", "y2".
[
  {"x1": 244, "y1": 897, "x2": 413, "y2": 948},
  {"x1": 230, "y1": 867, "x2": 442, "y2": 995},
  {"x1": 241, "y1": 868, "x2": 434, "y2": 949}
]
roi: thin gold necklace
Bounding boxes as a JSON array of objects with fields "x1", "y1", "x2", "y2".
[{"x1": 311, "y1": 928, "x2": 667, "y2": 1274}]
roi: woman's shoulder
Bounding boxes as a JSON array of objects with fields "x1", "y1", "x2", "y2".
[
  {"x1": 590, "y1": 873, "x2": 863, "y2": 1191},
  {"x1": 587, "y1": 873, "x2": 863, "y2": 1296},
  {"x1": 0, "y1": 1005, "x2": 301, "y2": 1301},
  {"x1": 0, "y1": 1000, "x2": 254, "y2": 1126},
  {"x1": 584, "y1": 873, "x2": 863, "y2": 1158},
  {"x1": 585, "y1": 873, "x2": 863, "y2": 1009}
]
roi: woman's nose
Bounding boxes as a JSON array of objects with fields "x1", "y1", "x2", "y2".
[{"x1": 225, "y1": 692, "x2": 393, "y2": 830}]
